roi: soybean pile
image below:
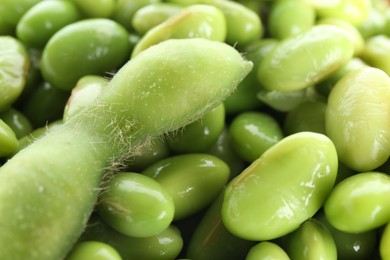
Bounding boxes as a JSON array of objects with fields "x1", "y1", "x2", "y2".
[{"x1": 1, "y1": 0, "x2": 390, "y2": 259}]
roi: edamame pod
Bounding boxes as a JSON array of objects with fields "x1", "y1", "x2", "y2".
[
  {"x1": 0, "y1": 38, "x2": 252, "y2": 259},
  {"x1": 0, "y1": 36, "x2": 29, "y2": 113},
  {"x1": 41, "y1": 19, "x2": 131, "y2": 91},
  {"x1": 63, "y1": 75, "x2": 109, "y2": 122},
  {"x1": 131, "y1": 4, "x2": 226, "y2": 57},
  {"x1": 257, "y1": 25, "x2": 354, "y2": 92},
  {"x1": 222, "y1": 132, "x2": 338, "y2": 241},
  {"x1": 326, "y1": 67, "x2": 390, "y2": 171},
  {"x1": 16, "y1": 1, "x2": 80, "y2": 48},
  {"x1": 282, "y1": 218, "x2": 337, "y2": 260},
  {"x1": 324, "y1": 171, "x2": 390, "y2": 233},
  {"x1": 143, "y1": 153, "x2": 230, "y2": 220}
]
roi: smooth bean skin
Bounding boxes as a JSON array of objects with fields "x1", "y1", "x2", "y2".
[
  {"x1": 315, "y1": 0, "x2": 371, "y2": 26},
  {"x1": 381, "y1": 222, "x2": 390, "y2": 260},
  {"x1": 206, "y1": 0, "x2": 263, "y2": 47},
  {"x1": 132, "y1": 3, "x2": 182, "y2": 35},
  {"x1": 0, "y1": 119, "x2": 18, "y2": 157},
  {"x1": 41, "y1": 19, "x2": 130, "y2": 91},
  {"x1": 222, "y1": 132, "x2": 338, "y2": 241},
  {"x1": 0, "y1": 108, "x2": 32, "y2": 139},
  {"x1": 186, "y1": 193, "x2": 255, "y2": 260},
  {"x1": 358, "y1": 8, "x2": 388, "y2": 39},
  {"x1": 21, "y1": 82, "x2": 69, "y2": 128},
  {"x1": 16, "y1": 1, "x2": 80, "y2": 48},
  {"x1": 324, "y1": 172, "x2": 390, "y2": 233},
  {"x1": 317, "y1": 212, "x2": 377, "y2": 259},
  {"x1": 224, "y1": 39, "x2": 277, "y2": 114},
  {"x1": 113, "y1": 0, "x2": 161, "y2": 31},
  {"x1": 245, "y1": 241, "x2": 289, "y2": 260},
  {"x1": 268, "y1": 0, "x2": 315, "y2": 39},
  {"x1": 97, "y1": 172, "x2": 174, "y2": 238},
  {"x1": 229, "y1": 111, "x2": 284, "y2": 163},
  {"x1": 326, "y1": 67, "x2": 390, "y2": 171},
  {"x1": 0, "y1": 0, "x2": 42, "y2": 34},
  {"x1": 167, "y1": 103, "x2": 225, "y2": 153},
  {"x1": 360, "y1": 35, "x2": 390, "y2": 75},
  {"x1": 283, "y1": 100, "x2": 327, "y2": 135},
  {"x1": 282, "y1": 218, "x2": 337, "y2": 260},
  {"x1": 0, "y1": 36, "x2": 29, "y2": 113},
  {"x1": 81, "y1": 218, "x2": 183, "y2": 260},
  {"x1": 66, "y1": 241, "x2": 122, "y2": 260},
  {"x1": 131, "y1": 4, "x2": 226, "y2": 57},
  {"x1": 63, "y1": 75, "x2": 109, "y2": 122},
  {"x1": 257, "y1": 25, "x2": 354, "y2": 92},
  {"x1": 142, "y1": 153, "x2": 230, "y2": 220},
  {"x1": 317, "y1": 17, "x2": 365, "y2": 56},
  {"x1": 69, "y1": 0, "x2": 115, "y2": 18}
]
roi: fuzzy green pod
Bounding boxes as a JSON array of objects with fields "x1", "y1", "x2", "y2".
[
  {"x1": 0, "y1": 36, "x2": 29, "y2": 113},
  {"x1": 257, "y1": 25, "x2": 354, "y2": 92},
  {"x1": 0, "y1": 38, "x2": 252, "y2": 259},
  {"x1": 222, "y1": 132, "x2": 338, "y2": 241},
  {"x1": 41, "y1": 19, "x2": 131, "y2": 91},
  {"x1": 131, "y1": 4, "x2": 226, "y2": 57},
  {"x1": 16, "y1": 1, "x2": 80, "y2": 48},
  {"x1": 326, "y1": 67, "x2": 390, "y2": 171}
]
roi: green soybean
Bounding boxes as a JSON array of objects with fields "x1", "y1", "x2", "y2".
[
  {"x1": 41, "y1": 19, "x2": 131, "y2": 91},
  {"x1": 324, "y1": 171, "x2": 390, "y2": 233},
  {"x1": 360, "y1": 35, "x2": 390, "y2": 75},
  {"x1": 81, "y1": 217, "x2": 183, "y2": 260},
  {"x1": 0, "y1": 107, "x2": 33, "y2": 139},
  {"x1": 283, "y1": 100, "x2": 327, "y2": 135},
  {"x1": 70, "y1": 0, "x2": 116, "y2": 18},
  {"x1": 132, "y1": 3, "x2": 182, "y2": 35},
  {"x1": 245, "y1": 241, "x2": 289, "y2": 260},
  {"x1": 326, "y1": 67, "x2": 390, "y2": 171},
  {"x1": 381, "y1": 222, "x2": 390, "y2": 260},
  {"x1": 143, "y1": 153, "x2": 230, "y2": 220},
  {"x1": 0, "y1": 38, "x2": 252, "y2": 259},
  {"x1": 131, "y1": 4, "x2": 226, "y2": 57},
  {"x1": 66, "y1": 241, "x2": 122, "y2": 260},
  {"x1": 0, "y1": 36, "x2": 29, "y2": 113},
  {"x1": 98, "y1": 172, "x2": 174, "y2": 238},
  {"x1": 282, "y1": 218, "x2": 337, "y2": 260},
  {"x1": 229, "y1": 111, "x2": 284, "y2": 163},
  {"x1": 0, "y1": 119, "x2": 18, "y2": 157},
  {"x1": 268, "y1": 0, "x2": 315, "y2": 39},
  {"x1": 317, "y1": 211, "x2": 377, "y2": 259},
  {"x1": 222, "y1": 132, "x2": 338, "y2": 241},
  {"x1": 257, "y1": 25, "x2": 354, "y2": 92},
  {"x1": 16, "y1": 1, "x2": 80, "y2": 48},
  {"x1": 167, "y1": 103, "x2": 225, "y2": 153},
  {"x1": 186, "y1": 193, "x2": 255, "y2": 260}
]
